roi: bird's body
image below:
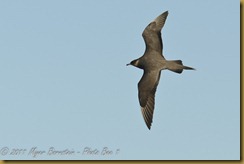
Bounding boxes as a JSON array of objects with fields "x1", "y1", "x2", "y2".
[{"x1": 127, "y1": 11, "x2": 194, "y2": 130}]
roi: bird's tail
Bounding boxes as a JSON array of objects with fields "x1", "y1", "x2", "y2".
[{"x1": 166, "y1": 60, "x2": 195, "y2": 74}]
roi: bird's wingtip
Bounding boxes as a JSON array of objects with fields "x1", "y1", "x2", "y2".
[
  {"x1": 164, "y1": 10, "x2": 169, "y2": 15},
  {"x1": 146, "y1": 123, "x2": 152, "y2": 130}
]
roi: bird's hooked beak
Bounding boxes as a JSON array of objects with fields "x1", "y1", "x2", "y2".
[{"x1": 126, "y1": 63, "x2": 131, "y2": 66}]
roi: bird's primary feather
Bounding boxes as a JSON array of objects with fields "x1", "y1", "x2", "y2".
[
  {"x1": 142, "y1": 11, "x2": 168, "y2": 56},
  {"x1": 138, "y1": 70, "x2": 161, "y2": 129}
]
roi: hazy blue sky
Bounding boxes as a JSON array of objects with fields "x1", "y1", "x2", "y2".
[{"x1": 0, "y1": 0, "x2": 240, "y2": 160}]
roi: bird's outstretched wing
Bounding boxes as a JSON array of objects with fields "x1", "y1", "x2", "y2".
[
  {"x1": 142, "y1": 11, "x2": 168, "y2": 56},
  {"x1": 138, "y1": 70, "x2": 161, "y2": 129}
]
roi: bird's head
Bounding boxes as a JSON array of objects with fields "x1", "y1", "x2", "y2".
[{"x1": 126, "y1": 59, "x2": 142, "y2": 69}]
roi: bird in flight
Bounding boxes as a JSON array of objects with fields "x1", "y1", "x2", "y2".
[{"x1": 127, "y1": 11, "x2": 195, "y2": 130}]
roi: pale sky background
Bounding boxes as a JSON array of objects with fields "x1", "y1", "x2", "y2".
[{"x1": 0, "y1": 0, "x2": 240, "y2": 160}]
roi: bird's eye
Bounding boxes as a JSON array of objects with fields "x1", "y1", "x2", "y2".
[{"x1": 132, "y1": 60, "x2": 137, "y2": 65}]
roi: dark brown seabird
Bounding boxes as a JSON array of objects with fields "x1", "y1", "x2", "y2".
[{"x1": 127, "y1": 11, "x2": 195, "y2": 130}]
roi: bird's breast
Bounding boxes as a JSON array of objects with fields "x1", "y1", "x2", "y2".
[{"x1": 141, "y1": 56, "x2": 166, "y2": 71}]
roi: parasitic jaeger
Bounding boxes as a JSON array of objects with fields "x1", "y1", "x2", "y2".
[{"x1": 127, "y1": 11, "x2": 195, "y2": 130}]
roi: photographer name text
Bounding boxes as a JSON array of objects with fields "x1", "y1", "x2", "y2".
[{"x1": 0, "y1": 146, "x2": 120, "y2": 158}]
